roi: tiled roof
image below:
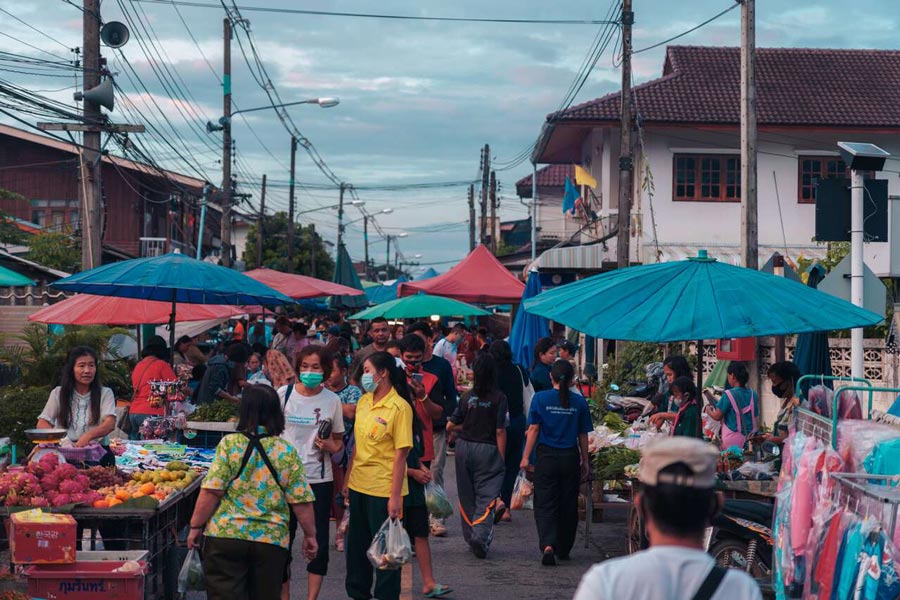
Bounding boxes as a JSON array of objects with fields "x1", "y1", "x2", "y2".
[
  {"x1": 555, "y1": 46, "x2": 900, "y2": 128},
  {"x1": 515, "y1": 164, "x2": 574, "y2": 194}
]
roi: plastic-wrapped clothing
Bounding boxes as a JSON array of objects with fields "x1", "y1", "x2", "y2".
[
  {"x1": 791, "y1": 439, "x2": 823, "y2": 556},
  {"x1": 774, "y1": 483, "x2": 795, "y2": 596},
  {"x1": 863, "y1": 438, "x2": 900, "y2": 477},
  {"x1": 810, "y1": 510, "x2": 846, "y2": 600},
  {"x1": 833, "y1": 521, "x2": 864, "y2": 600},
  {"x1": 837, "y1": 420, "x2": 900, "y2": 473}
]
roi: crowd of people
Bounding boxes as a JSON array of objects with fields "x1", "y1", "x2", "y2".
[{"x1": 32, "y1": 314, "x2": 784, "y2": 600}]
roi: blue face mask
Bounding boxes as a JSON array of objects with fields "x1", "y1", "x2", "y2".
[
  {"x1": 361, "y1": 373, "x2": 379, "y2": 393},
  {"x1": 299, "y1": 372, "x2": 324, "y2": 388}
]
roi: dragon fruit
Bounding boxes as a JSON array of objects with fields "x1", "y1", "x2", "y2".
[
  {"x1": 29, "y1": 496, "x2": 49, "y2": 508},
  {"x1": 58, "y1": 480, "x2": 82, "y2": 495},
  {"x1": 50, "y1": 493, "x2": 71, "y2": 507}
]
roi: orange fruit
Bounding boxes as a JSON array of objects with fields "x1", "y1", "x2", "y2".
[
  {"x1": 115, "y1": 489, "x2": 131, "y2": 501},
  {"x1": 108, "y1": 498, "x2": 123, "y2": 507},
  {"x1": 93, "y1": 500, "x2": 109, "y2": 509},
  {"x1": 139, "y1": 483, "x2": 155, "y2": 496}
]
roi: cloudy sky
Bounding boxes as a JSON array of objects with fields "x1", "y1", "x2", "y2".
[{"x1": 0, "y1": 0, "x2": 897, "y2": 271}]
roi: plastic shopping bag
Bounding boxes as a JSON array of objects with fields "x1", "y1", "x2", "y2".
[
  {"x1": 366, "y1": 517, "x2": 412, "y2": 570},
  {"x1": 424, "y1": 481, "x2": 453, "y2": 519},
  {"x1": 337, "y1": 509, "x2": 350, "y2": 536},
  {"x1": 177, "y1": 548, "x2": 205, "y2": 594},
  {"x1": 510, "y1": 469, "x2": 534, "y2": 510}
]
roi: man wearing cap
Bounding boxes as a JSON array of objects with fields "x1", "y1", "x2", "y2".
[{"x1": 573, "y1": 438, "x2": 761, "y2": 600}]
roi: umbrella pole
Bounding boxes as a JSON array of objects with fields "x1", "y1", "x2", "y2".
[
  {"x1": 696, "y1": 339, "x2": 704, "y2": 433},
  {"x1": 169, "y1": 294, "x2": 177, "y2": 365}
]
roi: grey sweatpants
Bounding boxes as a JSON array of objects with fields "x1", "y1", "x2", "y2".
[{"x1": 454, "y1": 438, "x2": 504, "y2": 553}]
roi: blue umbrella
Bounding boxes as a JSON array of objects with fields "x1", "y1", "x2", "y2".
[
  {"x1": 793, "y1": 264, "x2": 832, "y2": 394},
  {"x1": 52, "y1": 252, "x2": 292, "y2": 352},
  {"x1": 415, "y1": 268, "x2": 438, "y2": 281},
  {"x1": 366, "y1": 276, "x2": 407, "y2": 305},
  {"x1": 509, "y1": 270, "x2": 549, "y2": 368},
  {"x1": 524, "y1": 250, "x2": 883, "y2": 342}
]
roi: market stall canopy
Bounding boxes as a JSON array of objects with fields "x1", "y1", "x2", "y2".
[
  {"x1": 508, "y1": 270, "x2": 550, "y2": 368},
  {"x1": 366, "y1": 276, "x2": 407, "y2": 305},
  {"x1": 414, "y1": 268, "x2": 438, "y2": 280},
  {"x1": 398, "y1": 245, "x2": 525, "y2": 304},
  {"x1": 523, "y1": 251, "x2": 884, "y2": 342},
  {"x1": 329, "y1": 244, "x2": 368, "y2": 310},
  {"x1": 28, "y1": 294, "x2": 245, "y2": 325},
  {"x1": 349, "y1": 293, "x2": 490, "y2": 320},
  {"x1": 0, "y1": 264, "x2": 35, "y2": 286},
  {"x1": 244, "y1": 266, "x2": 364, "y2": 299}
]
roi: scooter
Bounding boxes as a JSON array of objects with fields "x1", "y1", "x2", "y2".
[
  {"x1": 705, "y1": 499, "x2": 773, "y2": 580},
  {"x1": 605, "y1": 362, "x2": 664, "y2": 422}
]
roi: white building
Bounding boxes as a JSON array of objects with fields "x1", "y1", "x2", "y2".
[{"x1": 529, "y1": 46, "x2": 900, "y2": 273}]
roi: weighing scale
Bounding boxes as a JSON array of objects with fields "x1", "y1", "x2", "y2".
[{"x1": 24, "y1": 428, "x2": 68, "y2": 466}]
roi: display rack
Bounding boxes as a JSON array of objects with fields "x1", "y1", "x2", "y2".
[{"x1": 830, "y1": 473, "x2": 900, "y2": 540}]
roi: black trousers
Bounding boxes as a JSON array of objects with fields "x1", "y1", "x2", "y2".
[
  {"x1": 532, "y1": 444, "x2": 580, "y2": 557},
  {"x1": 345, "y1": 489, "x2": 400, "y2": 600},
  {"x1": 500, "y1": 413, "x2": 527, "y2": 506},
  {"x1": 204, "y1": 536, "x2": 289, "y2": 600},
  {"x1": 286, "y1": 480, "x2": 333, "y2": 581}
]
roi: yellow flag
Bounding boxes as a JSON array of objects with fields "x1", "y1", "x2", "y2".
[{"x1": 574, "y1": 164, "x2": 597, "y2": 188}]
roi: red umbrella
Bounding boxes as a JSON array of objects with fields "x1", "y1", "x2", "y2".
[
  {"x1": 243, "y1": 267, "x2": 364, "y2": 299},
  {"x1": 28, "y1": 294, "x2": 245, "y2": 325}
]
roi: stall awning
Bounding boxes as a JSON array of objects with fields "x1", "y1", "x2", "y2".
[
  {"x1": 654, "y1": 244, "x2": 829, "y2": 267},
  {"x1": 532, "y1": 244, "x2": 609, "y2": 272}
]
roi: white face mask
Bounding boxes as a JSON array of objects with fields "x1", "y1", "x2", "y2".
[{"x1": 672, "y1": 396, "x2": 683, "y2": 407}]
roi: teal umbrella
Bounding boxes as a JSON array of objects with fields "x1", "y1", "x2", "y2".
[
  {"x1": 508, "y1": 270, "x2": 549, "y2": 368},
  {"x1": 330, "y1": 244, "x2": 368, "y2": 310},
  {"x1": 523, "y1": 250, "x2": 883, "y2": 342},
  {"x1": 349, "y1": 293, "x2": 489, "y2": 320},
  {"x1": 0, "y1": 265, "x2": 35, "y2": 286}
]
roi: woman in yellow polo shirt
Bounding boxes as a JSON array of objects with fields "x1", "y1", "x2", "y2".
[{"x1": 343, "y1": 351, "x2": 414, "y2": 600}]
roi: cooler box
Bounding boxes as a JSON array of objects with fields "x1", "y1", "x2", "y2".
[
  {"x1": 8, "y1": 509, "x2": 77, "y2": 564},
  {"x1": 26, "y1": 561, "x2": 147, "y2": 600}
]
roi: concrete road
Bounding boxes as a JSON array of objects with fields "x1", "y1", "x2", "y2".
[{"x1": 281, "y1": 456, "x2": 629, "y2": 600}]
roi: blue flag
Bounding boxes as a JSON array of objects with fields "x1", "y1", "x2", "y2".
[{"x1": 562, "y1": 176, "x2": 580, "y2": 215}]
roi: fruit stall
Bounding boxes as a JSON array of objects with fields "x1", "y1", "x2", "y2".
[{"x1": 0, "y1": 435, "x2": 213, "y2": 600}]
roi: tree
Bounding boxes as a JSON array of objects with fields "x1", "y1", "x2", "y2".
[
  {"x1": 28, "y1": 231, "x2": 80, "y2": 273},
  {"x1": 0, "y1": 189, "x2": 27, "y2": 246},
  {"x1": 241, "y1": 211, "x2": 335, "y2": 279}
]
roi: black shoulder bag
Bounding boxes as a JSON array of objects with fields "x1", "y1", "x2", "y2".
[
  {"x1": 226, "y1": 432, "x2": 287, "y2": 498},
  {"x1": 690, "y1": 565, "x2": 727, "y2": 600}
]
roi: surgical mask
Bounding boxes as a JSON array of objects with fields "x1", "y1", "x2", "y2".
[
  {"x1": 361, "y1": 373, "x2": 379, "y2": 393},
  {"x1": 772, "y1": 382, "x2": 787, "y2": 398},
  {"x1": 299, "y1": 372, "x2": 324, "y2": 388},
  {"x1": 672, "y1": 396, "x2": 683, "y2": 407}
]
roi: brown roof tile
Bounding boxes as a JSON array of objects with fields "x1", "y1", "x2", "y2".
[
  {"x1": 515, "y1": 164, "x2": 574, "y2": 195},
  {"x1": 556, "y1": 46, "x2": 900, "y2": 128}
]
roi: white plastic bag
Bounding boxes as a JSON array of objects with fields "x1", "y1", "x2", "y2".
[
  {"x1": 177, "y1": 548, "x2": 205, "y2": 594},
  {"x1": 366, "y1": 518, "x2": 412, "y2": 570},
  {"x1": 424, "y1": 481, "x2": 453, "y2": 519},
  {"x1": 510, "y1": 469, "x2": 534, "y2": 510}
]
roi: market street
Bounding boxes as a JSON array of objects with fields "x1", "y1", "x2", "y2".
[{"x1": 194, "y1": 458, "x2": 628, "y2": 600}]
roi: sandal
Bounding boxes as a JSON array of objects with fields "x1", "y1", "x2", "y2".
[
  {"x1": 425, "y1": 584, "x2": 452, "y2": 598},
  {"x1": 335, "y1": 536, "x2": 344, "y2": 552}
]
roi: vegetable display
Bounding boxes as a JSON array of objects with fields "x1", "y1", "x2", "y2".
[
  {"x1": 592, "y1": 446, "x2": 642, "y2": 481},
  {"x1": 600, "y1": 412, "x2": 628, "y2": 433},
  {"x1": 189, "y1": 400, "x2": 238, "y2": 422}
]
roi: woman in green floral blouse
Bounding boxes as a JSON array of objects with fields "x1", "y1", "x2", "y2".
[{"x1": 187, "y1": 385, "x2": 318, "y2": 600}]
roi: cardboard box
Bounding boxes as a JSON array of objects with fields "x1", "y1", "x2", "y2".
[{"x1": 9, "y1": 509, "x2": 77, "y2": 564}]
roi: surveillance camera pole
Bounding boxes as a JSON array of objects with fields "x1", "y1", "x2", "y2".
[
  {"x1": 220, "y1": 17, "x2": 233, "y2": 267},
  {"x1": 850, "y1": 168, "x2": 865, "y2": 379}
]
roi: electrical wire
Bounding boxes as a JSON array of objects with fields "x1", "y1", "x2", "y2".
[
  {"x1": 0, "y1": 7, "x2": 72, "y2": 51},
  {"x1": 133, "y1": 0, "x2": 617, "y2": 24},
  {"x1": 633, "y1": 2, "x2": 740, "y2": 54}
]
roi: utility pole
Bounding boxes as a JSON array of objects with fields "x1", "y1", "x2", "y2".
[
  {"x1": 220, "y1": 17, "x2": 233, "y2": 267},
  {"x1": 740, "y1": 0, "x2": 758, "y2": 271},
  {"x1": 287, "y1": 135, "x2": 297, "y2": 267},
  {"x1": 336, "y1": 182, "x2": 346, "y2": 250},
  {"x1": 480, "y1": 144, "x2": 490, "y2": 245},
  {"x1": 256, "y1": 174, "x2": 266, "y2": 268},
  {"x1": 82, "y1": 0, "x2": 102, "y2": 270},
  {"x1": 616, "y1": 0, "x2": 634, "y2": 269},
  {"x1": 309, "y1": 224, "x2": 317, "y2": 277},
  {"x1": 363, "y1": 216, "x2": 370, "y2": 279},
  {"x1": 467, "y1": 184, "x2": 475, "y2": 251},
  {"x1": 386, "y1": 235, "x2": 392, "y2": 279},
  {"x1": 489, "y1": 170, "x2": 497, "y2": 253},
  {"x1": 531, "y1": 161, "x2": 538, "y2": 262}
]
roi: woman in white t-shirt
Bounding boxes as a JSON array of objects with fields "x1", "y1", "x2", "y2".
[
  {"x1": 278, "y1": 345, "x2": 344, "y2": 600},
  {"x1": 37, "y1": 346, "x2": 116, "y2": 455}
]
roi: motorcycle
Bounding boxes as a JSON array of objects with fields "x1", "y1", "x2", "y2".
[
  {"x1": 605, "y1": 362, "x2": 664, "y2": 423},
  {"x1": 705, "y1": 499, "x2": 774, "y2": 593}
]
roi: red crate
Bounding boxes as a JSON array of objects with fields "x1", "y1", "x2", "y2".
[
  {"x1": 8, "y1": 511, "x2": 77, "y2": 564},
  {"x1": 26, "y1": 561, "x2": 146, "y2": 600}
]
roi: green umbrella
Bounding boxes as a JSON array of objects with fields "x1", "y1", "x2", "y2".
[
  {"x1": 0, "y1": 264, "x2": 35, "y2": 286},
  {"x1": 523, "y1": 250, "x2": 883, "y2": 342},
  {"x1": 350, "y1": 293, "x2": 489, "y2": 320}
]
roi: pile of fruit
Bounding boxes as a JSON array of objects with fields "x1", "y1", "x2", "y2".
[
  {"x1": 92, "y1": 461, "x2": 199, "y2": 508},
  {"x1": 0, "y1": 455, "x2": 109, "y2": 508}
]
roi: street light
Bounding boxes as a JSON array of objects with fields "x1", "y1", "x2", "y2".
[
  {"x1": 346, "y1": 208, "x2": 394, "y2": 279},
  {"x1": 295, "y1": 200, "x2": 363, "y2": 217},
  {"x1": 206, "y1": 97, "x2": 340, "y2": 132}
]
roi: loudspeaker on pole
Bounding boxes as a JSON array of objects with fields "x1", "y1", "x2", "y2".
[{"x1": 74, "y1": 79, "x2": 114, "y2": 112}]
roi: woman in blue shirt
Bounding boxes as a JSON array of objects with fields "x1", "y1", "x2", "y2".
[
  {"x1": 529, "y1": 337, "x2": 556, "y2": 392},
  {"x1": 705, "y1": 362, "x2": 758, "y2": 449},
  {"x1": 521, "y1": 360, "x2": 592, "y2": 566}
]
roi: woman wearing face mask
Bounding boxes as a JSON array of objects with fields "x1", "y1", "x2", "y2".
[
  {"x1": 325, "y1": 348, "x2": 361, "y2": 553},
  {"x1": 648, "y1": 376, "x2": 701, "y2": 438},
  {"x1": 278, "y1": 346, "x2": 344, "y2": 600},
  {"x1": 764, "y1": 361, "x2": 802, "y2": 445},
  {"x1": 342, "y1": 352, "x2": 415, "y2": 600}
]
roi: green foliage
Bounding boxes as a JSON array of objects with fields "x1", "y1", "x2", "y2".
[
  {"x1": 0, "y1": 190, "x2": 26, "y2": 246},
  {"x1": 0, "y1": 386, "x2": 55, "y2": 450},
  {"x1": 2, "y1": 323, "x2": 134, "y2": 399},
  {"x1": 189, "y1": 399, "x2": 237, "y2": 422},
  {"x1": 592, "y1": 446, "x2": 642, "y2": 481},
  {"x1": 27, "y1": 231, "x2": 80, "y2": 273},
  {"x1": 796, "y1": 242, "x2": 850, "y2": 281},
  {"x1": 591, "y1": 342, "x2": 666, "y2": 422},
  {"x1": 241, "y1": 211, "x2": 335, "y2": 279}
]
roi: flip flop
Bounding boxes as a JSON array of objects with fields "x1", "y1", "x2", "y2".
[{"x1": 425, "y1": 584, "x2": 452, "y2": 598}]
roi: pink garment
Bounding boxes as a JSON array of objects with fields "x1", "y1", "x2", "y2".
[
  {"x1": 720, "y1": 389, "x2": 757, "y2": 449},
  {"x1": 790, "y1": 438, "x2": 823, "y2": 555}
]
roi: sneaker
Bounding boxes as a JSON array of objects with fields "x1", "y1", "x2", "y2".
[
  {"x1": 431, "y1": 522, "x2": 448, "y2": 537},
  {"x1": 471, "y1": 544, "x2": 487, "y2": 559}
]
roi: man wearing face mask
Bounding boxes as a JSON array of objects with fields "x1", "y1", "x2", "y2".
[
  {"x1": 351, "y1": 317, "x2": 392, "y2": 384},
  {"x1": 399, "y1": 334, "x2": 444, "y2": 465}
]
